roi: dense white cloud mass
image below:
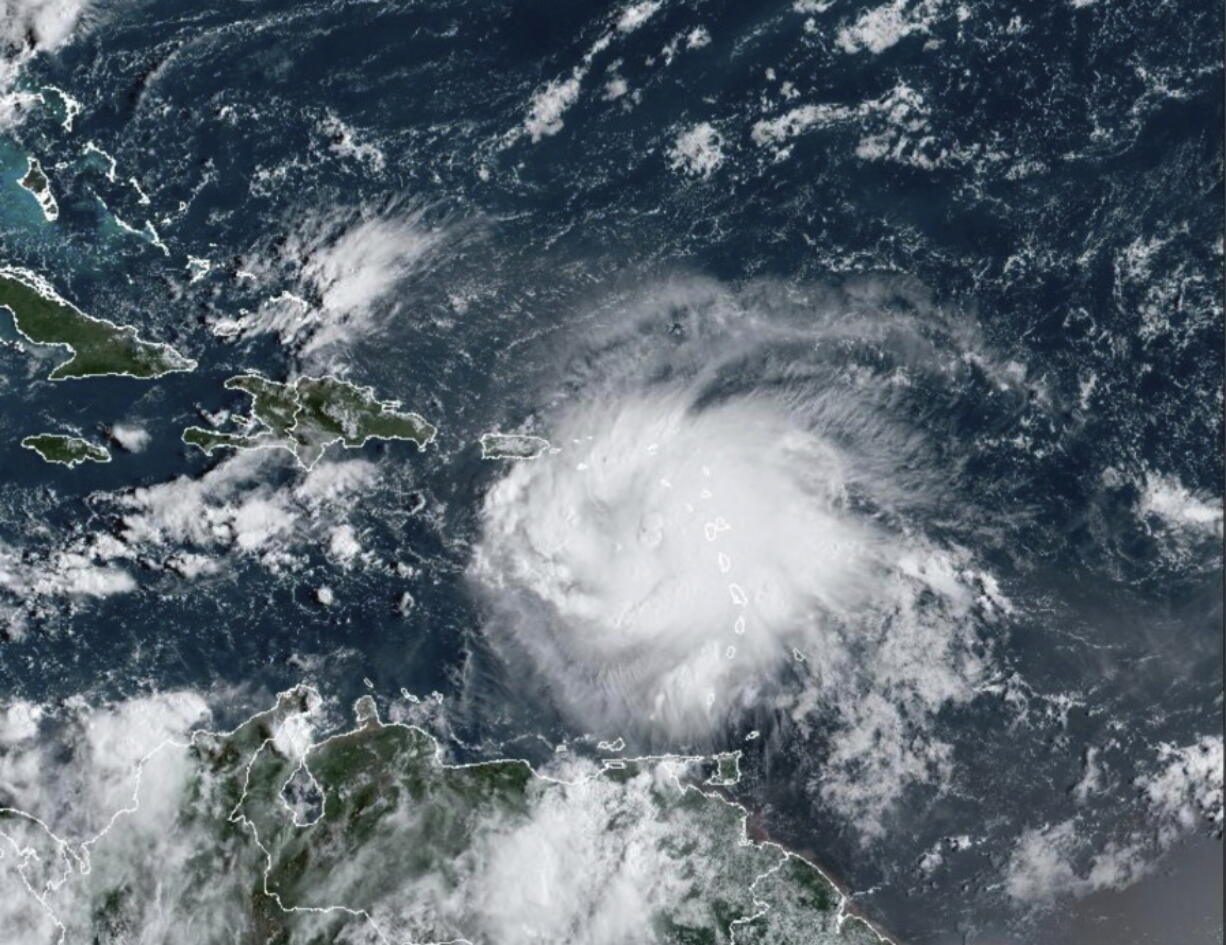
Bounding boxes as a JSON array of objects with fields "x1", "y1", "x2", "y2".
[
  {"x1": 210, "y1": 208, "x2": 445, "y2": 357},
  {"x1": 108, "y1": 424, "x2": 150, "y2": 453},
  {"x1": 471, "y1": 278, "x2": 1010, "y2": 832},
  {"x1": 475, "y1": 388, "x2": 954, "y2": 738},
  {"x1": 297, "y1": 215, "x2": 439, "y2": 351},
  {"x1": 0, "y1": 0, "x2": 88, "y2": 127},
  {"x1": 0, "y1": 690, "x2": 209, "y2": 848},
  {"x1": 1003, "y1": 820, "x2": 1151, "y2": 903},
  {"x1": 0, "y1": 689, "x2": 295, "y2": 944},
  {"x1": 0, "y1": 688, "x2": 877, "y2": 945},
  {"x1": 0, "y1": 542, "x2": 136, "y2": 602},
  {"x1": 0, "y1": 0, "x2": 83, "y2": 50}
]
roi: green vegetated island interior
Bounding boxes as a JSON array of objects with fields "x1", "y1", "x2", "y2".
[
  {"x1": 183, "y1": 373, "x2": 438, "y2": 468},
  {"x1": 0, "y1": 269, "x2": 196, "y2": 380},
  {"x1": 21, "y1": 433, "x2": 110, "y2": 467},
  {"x1": 19, "y1": 157, "x2": 58, "y2": 221},
  {"x1": 19, "y1": 159, "x2": 49, "y2": 196},
  {"x1": 480, "y1": 432, "x2": 552, "y2": 460},
  {"x1": 0, "y1": 687, "x2": 890, "y2": 945}
]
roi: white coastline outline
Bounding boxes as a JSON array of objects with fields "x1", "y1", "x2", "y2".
[
  {"x1": 477, "y1": 432, "x2": 553, "y2": 461},
  {"x1": 41, "y1": 86, "x2": 82, "y2": 132},
  {"x1": 20, "y1": 434, "x2": 112, "y2": 469},
  {"x1": 0, "y1": 266, "x2": 198, "y2": 382},
  {"x1": 0, "y1": 684, "x2": 897, "y2": 945},
  {"x1": 182, "y1": 371, "x2": 438, "y2": 472},
  {"x1": 16, "y1": 157, "x2": 59, "y2": 222}
]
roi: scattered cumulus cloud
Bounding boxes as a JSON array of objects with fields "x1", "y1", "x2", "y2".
[
  {"x1": 686, "y1": 26, "x2": 710, "y2": 48},
  {"x1": 319, "y1": 110, "x2": 386, "y2": 172},
  {"x1": 524, "y1": 72, "x2": 585, "y2": 142},
  {"x1": 111, "y1": 450, "x2": 377, "y2": 571},
  {"x1": 1004, "y1": 820, "x2": 1150, "y2": 903},
  {"x1": 1138, "y1": 473, "x2": 1223, "y2": 535},
  {"x1": 108, "y1": 424, "x2": 150, "y2": 453},
  {"x1": 0, "y1": 450, "x2": 383, "y2": 630},
  {"x1": 1005, "y1": 734, "x2": 1224, "y2": 905},
  {"x1": 752, "y1": 82, "x2": 939, "y2": 169},
  {"x1": 668, "y1": 122, "x2": 725, "y2": 178},
  {"x1": 603, "y1": 76, "x2": 629, "y2": 100},
  {"x1": 835, "y1": 0, "x2": 944, "y2": 55},
  {"x1": 1070, "y1": 745, "x2": 1106, "y2": 803},
  {"x1": 515, "y1": 0, "x2": 663, "y2": 143},
  {"x1": 212, "y1": 207, "x2": 445, "y2": 357},
  {"x1": 0, "y1": 542, "x2": 136, "y2": 603},
  {"x1": 617, "y1": 0, "x2": 662, "y2": 33},
  {"x1": 1136, "y1": 735, "x2": 1224, "y2": 841}
]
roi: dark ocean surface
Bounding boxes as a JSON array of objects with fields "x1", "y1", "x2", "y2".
[{"x1": 0, "y1": 0, "x2": 1221, "y2": 941}]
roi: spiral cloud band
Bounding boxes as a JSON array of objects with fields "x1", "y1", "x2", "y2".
[{"x1": 472, "y1": 279, "x2": 1007, "y2": 828}]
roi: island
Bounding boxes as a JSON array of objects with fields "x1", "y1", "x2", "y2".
[
  {"x1": 479, "y1": 431, "x2": 552, "y2": 460},
  {"x1": 183, "y1": 372, "x2": 438, "y2": 468},
  {"x1": 21, "y1": 433, "x2": 111, "y2": 467},
  {"x1": 18, "y1": 157, "x2": 59, "y2": 222},
  {"x1": 0, "y1": 267, "x2": 197, "y2": 380},
  {"x1": 0, "y1": 687, "x2": 892, "y2": 945}
]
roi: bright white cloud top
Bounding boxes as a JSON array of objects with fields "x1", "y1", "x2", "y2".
[{"x1": 471, "y1": 279, "x2": 1010, "y2": 831}]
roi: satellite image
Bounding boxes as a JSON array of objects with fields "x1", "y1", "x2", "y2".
[{"x1": 0, "y1": 1, "x2": 1222, "y2": 943}]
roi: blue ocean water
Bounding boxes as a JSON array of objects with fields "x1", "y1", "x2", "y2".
[{"x1": 0, "y1": 0, "x2": 1221, "y2": 941}]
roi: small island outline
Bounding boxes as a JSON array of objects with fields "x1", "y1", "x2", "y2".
[{"x1": 21, "y1": 433, "x2": 112, "y2": 468}]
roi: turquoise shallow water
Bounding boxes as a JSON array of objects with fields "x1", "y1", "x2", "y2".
[{"x1": 0, "y1": 0, "x2": 1220, "y2": 941}]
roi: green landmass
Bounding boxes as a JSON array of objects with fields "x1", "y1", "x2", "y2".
[
  {"x1": 183, "y1": 372, "x2": 437, "y2": 468},
  {"x1": 708, "y1": 751, "x2": 742, "y2": 786},
  {"x1": 181, "y1": 427, "x2": 256, "y2": 454},
  {"x1": 21, "y1": 433, "x2": 111, "y2": 468},
  {"x1": 2, "y1": 689, "x2": 889, "y2": 945},
  {"x1": 479, "y1": 432, "x2": 552, "y2": 460},
  {"x1": 0, "y1": 268, "x2": 196, "y2": 380},
  {"x1": 19, "y1": 158, "x2": 49, "y2": 196}
]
